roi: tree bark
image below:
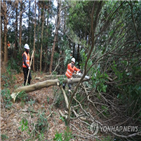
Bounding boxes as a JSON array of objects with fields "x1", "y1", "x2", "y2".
[
  {"x1": 19, "y1": 0, "x2": 23, "y2": 51},
  {"x1": 13, "y1": 78, "x2": 89, "y2": 93},
  {"x1": 40, "y1": 4, "x2": 45, "y2": 72},
  {"x1": 37, "y1": 7, "x2": 40, "y2": 71},
  {"x1": 49, "y1": 0, "x2": 61, "y2": 74},
  {"x1": 33, "y1": 0, "x2": 36, "y2": 71},
  {"x1": 0, "y1": 0, "x2": 3, "y2": 69},
  {"x1": 28, "y1": 0, "x2": 31, "y2": 46},
  {"x1": 77, "y1": 44, "x2": 80, "y2": 66},
  {"x1": 3, "y1": 1, "x2": 8, "y2": 65},
  {"x1": 15, "y1": 0, "x2": 18, "y2": 53},
  {"x1": 44, "y1": 8, "x2": 49, "y2": 72}
]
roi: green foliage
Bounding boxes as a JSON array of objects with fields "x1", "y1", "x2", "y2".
[
  {"x1": 2, "y1": 70, "x2": 17, "y2": 88},
  {"x1": 7, "y1": 57, "x2": 21, "y2": 73},
  {"x1": 28, "y1": 99, "x2": 35, "y2": 107},
  {"x1": 52, "y1": 71, "x2": 58, "y2": 75},
  {"x1": 1, "y1": 74, "x2": 10, "y2": 88},
  {"x1": 53, "y1": 87, "x2": 65, "y2": 108},
  {"x1": 55, "y1": 92, "x2": 64, "y2": 108},
  {"x1": 16, "y1": 91, "x2": 28, "y2": 102},
  {"x1": 80, "y1": 49, "x2": 87, "y2": 68},
  {"x1": 1, "y1": 134, "x2": 8, "y2": 141},
  {"x1": 58, "y1": 76, "x2": 65, "y2": 85},
  {"x1": 54, "y1": 132, "x2": 63, "y2": 141},
  {"x1": 35, "y1": 112, "x2": 48, "y2": 133},
  {"x1": 91, "y1": 69, "x2": 108, "y2": 93},
  {"x1": 47, "y1": 96, "x2": 50, "y2": 104},
  {"x1": 101, "y1": 105, "x2": 109, "y2": 117},
  {"x1": 54, "y1": 127, "x2": 73, "y2": 141},
  {"x1": 97, "y1": 135, "x2": 113, "y2": 141},
  {"x1": 1, "y1": 89, "x2": 13, "y2": 109},
  {"x1": 20, "y1": 111, "x2": 48, "y2": 140},
  {"x1": 60, "y1": 116, "x2": 67, "y2": 126},
  {"x1": 20, "y1": 118, "x2": 29, "y2": 132},
  {"x1": 64, "y1": 49, "x2": 72, "y2": 66}
]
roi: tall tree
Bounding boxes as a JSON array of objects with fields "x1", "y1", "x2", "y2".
[
  {"x1": 33, "y1": 0, "x2": 36, "y2": 71},
  {"x1": 2, "y1": 1, "x2": 8, "y2": 65},
  {"x1": 15, "y1": 0, "x2": 18, "y2": 52},
  {"x1": 19, "y1": 0, "x2": 23, "y2": 50},
  {"x1": 36, "y1": 5, "x2": 40, "y2": 71},
  {"x1": 49, "y1": 0, "x2": 61, "y2": 74},
  {"x1": 39, "y1": 2, "x2": 45, "y2": 72},
  {"x1": 28, "y1": 0, "x2": 31, "y2": 46},
  {"x1": 0, "y1": 0, "x2": 3, "y2": 69},
  {"x1": 43, "y1": 5, "x2": 50, "y2": 72}
]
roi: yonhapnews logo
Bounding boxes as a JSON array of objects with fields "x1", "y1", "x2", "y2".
[{"x1": 90, "y1": 122, "x2": 138, "y2": 135}]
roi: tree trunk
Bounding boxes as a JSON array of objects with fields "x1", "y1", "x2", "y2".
[
  {"x1": 15, "y1": 0, "x2": 18, "y2": 53},
  {"x1": 28, "y1": 0, "x2": 31, "y2": 46},
  {"x1": 49, "y1": 0, "x2": 61, "y2": 74},
  {"x1": 33, "y1": 0, "x2": 36, "y2": 71},
  {"x1": 77, "y1": 44, "x2": 80, "y2": 66},
  {"x1": 37, "y1": 7, "x2": 40, "y2": 71},
  {"x1": 73, "y1": 43, "x2": 75, "y2": 57},
  {"x1": 19, "y1": 0, "x2": 23, "y2": 51},
  {"x1": 12, "y1": 77, "x2": 89, "y2": 94},
  {"x1": 44, "y1": 5, "x2": 50, "y2": 72},
  {"x1": 0, "y1": 0, "x2": 3, "y2": 69},
  {"x1": 3, "y1": 1, "x2": 8, "y2": 65},
  {"x1": 15, "y1": 1, "x2": 18, "y2": 51},
  {"x1": 40, "y1": 5, "x2": 44, "y2": 72}
]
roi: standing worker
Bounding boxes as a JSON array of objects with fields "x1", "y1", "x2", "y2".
[
  {"x1": 63, "y1": 58, "x2": 81, "y2": 91},
  {"x1": 22, "y1": 44, "x2": 32, "y2": 85},
  {"x1": 7, "y1": 41, "x2": 11, "y2": 48}
]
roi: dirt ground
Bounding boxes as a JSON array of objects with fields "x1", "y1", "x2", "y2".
[
  {"x1": 1, "y1": 72, "x2": 68, "y2": 141},
  {"x1": 1, "y1": 71, "x2": 99, "y2": 141}
]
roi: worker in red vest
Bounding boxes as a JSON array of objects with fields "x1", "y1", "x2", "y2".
[
  {"x1": 63, "y1": 58, "x2": 81, "y2": 91},
  {"x1": 22, "y1": 44, "x2": 31, "y2": 85}
]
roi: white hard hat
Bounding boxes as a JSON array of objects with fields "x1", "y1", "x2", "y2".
[
  {"x1": 24, "y1": 44, "x2": 30, "y2": 49},
  {"x1": 71, "y1": 58, "x2": 75, "y2": 63}
]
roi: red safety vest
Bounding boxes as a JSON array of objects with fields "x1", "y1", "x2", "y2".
[
  {"x1": 65, "y1": 63, "x2": 80, "y2": 78},
  {"x1": 22, "y1": 52, "x2": 30, "y2": 68}
]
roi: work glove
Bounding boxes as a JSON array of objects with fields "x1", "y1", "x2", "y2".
[
  {"x1": 77, "y1": 71, "x2": 82, "y2": 76},
  {"x1": 85, "y1": 75, "x2": 90, "y2": 79},
  {"x1": 28, "y1": 67, "x2": 31, "y2": 70},
  {"x1": 79, "y1": 70, "x2": 82, "y2": 73}
]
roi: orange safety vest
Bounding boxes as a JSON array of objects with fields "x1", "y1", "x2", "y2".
[
  {"x1": 7, "y1": 43, "x2": 10, "y2": 48},
  {"x1": 22, "y1": 52, "x2": 30, "y2": 68},
  {"x1": 65, "y1": 63, "x2": 80, "y2": 78}
]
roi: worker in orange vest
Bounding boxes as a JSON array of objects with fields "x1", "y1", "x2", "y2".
[
  {"x1": 7, "y1": 41, "x2": 10, "y2": 48},
  {"x1": 22, "y1": 44, "x2": 31, "y2": 85},
  {"x1": 63, "y1": 58, "x2": 81, "y2": 91}
]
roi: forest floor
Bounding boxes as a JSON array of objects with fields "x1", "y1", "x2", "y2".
[{"x1": 1, "y1": 71, "x2": 97, "y2": 141}]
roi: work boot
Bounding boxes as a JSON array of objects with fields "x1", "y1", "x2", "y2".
[{"x1": 63, "y1": 83, "x2": 65, "y2": 90}]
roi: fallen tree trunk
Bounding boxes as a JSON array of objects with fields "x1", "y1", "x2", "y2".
[
  {"x1": 35, "y1": 74, "x2": 82, "y2": 80},
  {"x1": 11, "y1": 78, "x2": 90, "y2": 101},
  {"x1": 35, "y1": 75, "x2": 64, "y2": 80}
]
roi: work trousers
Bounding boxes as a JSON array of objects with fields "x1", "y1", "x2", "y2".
[
  {"x1": 23, "y1": 68, "x2": 32, "y2": 85},
  {"x1": 63, "y1": 77, "x2": 71, "y2": 90},
  {"x1": 63, "y1": 83, "x2": 71, "y2": 90}
]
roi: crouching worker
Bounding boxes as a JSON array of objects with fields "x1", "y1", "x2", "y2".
[
  {"x1": 22, "y1": 44, "x2": 32, "y2": 85},
  {"x1": 63, "y1": 58, "x2": 81, "y2": 91}
]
